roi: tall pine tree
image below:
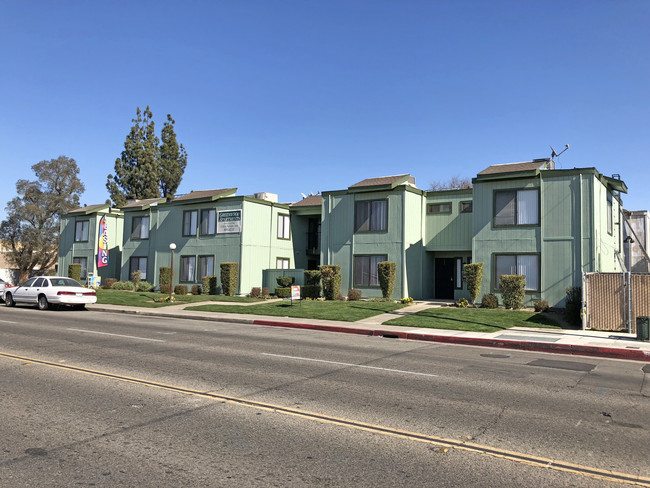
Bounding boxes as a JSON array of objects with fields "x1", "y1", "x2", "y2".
[{"x1": 159, "y1": 114, "x2": 188, "y2": 199}]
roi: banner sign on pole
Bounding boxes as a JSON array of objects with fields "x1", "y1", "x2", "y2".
[
  {"x1": 97, "y1": 215, "x2": 109, "y2": 268},
  {"x1": 291, "y1": 285, "x2": 301, "y2": 301}
]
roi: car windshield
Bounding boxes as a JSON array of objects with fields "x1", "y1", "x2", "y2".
[{"x1": 49, "y1": 278, "x2": 83, "y2": 287}]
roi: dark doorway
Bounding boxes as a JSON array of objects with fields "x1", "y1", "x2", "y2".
[{"x1": 435, "y1": 258, "x2": 455, "y2": 299}]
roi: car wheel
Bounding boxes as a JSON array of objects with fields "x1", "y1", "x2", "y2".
[
  {"x1": 37, "y1": 295, "x2": 49, "y2": 310},
  {"x1": 74, "y1": 304, "x2": 86, "y2": 311},
  {"x1": 5, "y1": 293, "x2": 15, "y2": 307}
]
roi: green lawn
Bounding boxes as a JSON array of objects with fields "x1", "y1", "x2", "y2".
[
  {"x1": 95, "y1": 289, "x2": 263, "y2": 308},
  {"x1": 187, "y1": 300, "x2": 406, "y2": 322},
  {"x1": 384, "y1": 307, "x2": 561, "y2": 333}
]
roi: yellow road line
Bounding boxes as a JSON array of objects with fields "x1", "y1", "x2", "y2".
[{"x1": 3, "y1": 351, "x2": 649, "y2": 487}]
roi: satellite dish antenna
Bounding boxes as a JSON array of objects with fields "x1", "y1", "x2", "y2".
[
  {"x1": 550, "y1": 144, "x2": 569, "y2": 160},
  {"x1": 300, "y1": 193, "x2": 307, "y2": 199}
]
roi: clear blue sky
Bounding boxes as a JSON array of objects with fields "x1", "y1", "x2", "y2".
[{"x1": 1, "y1": 1, "x2": 649, "y2": 221}]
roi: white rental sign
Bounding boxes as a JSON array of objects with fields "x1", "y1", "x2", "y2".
[{"x1": 217, "y1": 209, "x2": 242, "y2": 233}]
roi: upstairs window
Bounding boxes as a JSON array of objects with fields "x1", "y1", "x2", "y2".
[
  {"x1": 427, "y1": 203, "x2": 452, "y2": 214},
  {"x1": 75, "y1": 220, "x2": 89, "y2": 242},
  {"x1": 494, "y1": 189, "x2": 539, "y2": 226},
  {"x1": 183, "y1": 210, "x2": 198, "y2": 237},
  {"x1": 278, "y1": 214, "x2": 290, "y2": 239},
  {"x1": 355, "y1": 200, "x2": 388, "y2": 232},
  {"x1": 201, "y1": 209, "x2": 216, "y2": 235},
  {"x1": 460, "y1": 201, "x2": 473, "y2": 213},
  {"x1": 131, "y1": 216, "x2": 150, "y2": 240}
]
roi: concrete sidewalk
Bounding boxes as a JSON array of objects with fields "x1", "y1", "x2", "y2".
[{"x1": 87, "y1": 301, "x2": 650, "y2": 362}]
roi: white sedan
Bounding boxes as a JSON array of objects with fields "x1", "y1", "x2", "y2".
[{"x1": 4, "y1": 276, "x2": 97, "y2": 310}]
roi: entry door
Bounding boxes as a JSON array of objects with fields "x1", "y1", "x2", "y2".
[{"x1": 435, "y1": 258, "x2": 455, "y2": 299}]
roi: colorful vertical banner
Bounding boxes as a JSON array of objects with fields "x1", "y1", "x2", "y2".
[{"x1": 97, "y1": 215, "x2": 109, "y2": 268}]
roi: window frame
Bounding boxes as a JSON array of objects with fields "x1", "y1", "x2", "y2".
[
  {"x1": 277, "y1": 214, "x2": 291, "y2": 240},
  {"x1": 198, "y1": 255, "x2": 215, "y2": 281},
  {"x1": 493, "y1": 253, "x2": 540, "y2": 292},
  {"x1": 182, "y1": 210, "x2": 198, "y2": 237},
  {"x1": 131, "y1": 215, "x2": 150, "y2": 240},
  {"x1": 73, "y1": 256, "x2": 88, "y2": 280},
  {"x1": 180, "y1": 255, "x2": 196, "y2": 283},
  {"x1": 353, "y1": 254, "x2": 388, "y2": 288},
  {"x1": 354, "y1": 199, "x2": 388, "y2": 233},
  {"x1": 200, "y1": 209, "x2": 216, "y2": 236},
  {"x1": 460, "y1": 201, "x2": 473, "y2": 213},
  {"x1": 74, "y1": 220, "x2": 90, "y2": 242},
  {"x1": 493, "y1": 188, "x2": 540, "y2": 227},
  {"x1": 607, "y1": 191, "x2": 613, "y2": 236},
  {"x1": 129, "y1": 256, "x2": 148, "y2": 281},
  {"x1": 276, "y1": 257, "x2": 290, "y2": 269},
  {"x1": 427, "y1": 202, "x2": 452, "y2": 214}
]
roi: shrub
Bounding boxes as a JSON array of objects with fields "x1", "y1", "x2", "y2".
[
  {"x1": 191, "y1": 285, "x2": 201, "y2": 295},
  {"x1": 304, "y1": 270, "x2": 321, "y2": 286},
  {"x1": 347, "y1": 288, "x2": 362, "y2": 301},
  {"x1": 174, "y1": 285, "x2": 188, "y2": 295},
  {"x1": 112, "y1": 280, "x2": 134, "y2": 291},
  {"x1": 401, "y1": 297, "x2": 414, "y2": 304},
  {"x1": 534, "y1": 299, "x2": 549, "y2": 312},
  {"x1": 275, "y1": 287, "x2": 291, "y2": 298},
  {"x1": 160, "y1": 267, "x2": 171, "y2": 295},
  {"x1": 464, "y1": 262, "x2": 483, "y2": 305},
  {"x1": 499, "y1": 274, "x2": 526, "y2": 310},
  {"x1": 103, "y1": 278, "x2": 117, "y2": 290},
  {"x1": 262, "y1": 287, "x2": 270, "y2": 298},
  {"x1": 456, "y1": 298, "x2": 469, "y2": 308},
  {"x1": 565, "y1": 286, "x2": 582, "y2": 326},
  {"x1": 377, "y1": 261, "x2": 396, "y2": 299},
  {"x1": 481, "y1": 293, "x2": 498, "y2": 309},
  {"x1": 250, "y1": 287, "x2": 261, "y2": 298},
  {"x1": 337, "y1": 293, "x2": 346, "y2": 301},
  {"x1": 301, "y1": 284, "x2": 321, "y2": 299},
  {"x1": 202, "y1": 275, "x2": 218, "y2": 295},
  {"x1": 319, "y1": 265, "x2": 341, "y2": 300},
  {"x1": 136, "y1": 281, "x2": 153, "y2": 292},
  {"x1": 220, "y1": 262, "x2": 239, "y2": 296},
  {"x1": 68, "y1": 263, "x2": 82, "y2": 282},
  {"x1": 130, "y1": 270, "x2": 142, "y2": 288},
  {"x1": 276, "y1": 276, "x2": 295, "y2": 287}
]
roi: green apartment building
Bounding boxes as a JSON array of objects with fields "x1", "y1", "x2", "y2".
[{"x1": 59, "y1": 159, "x2": 628, "y2": 308}]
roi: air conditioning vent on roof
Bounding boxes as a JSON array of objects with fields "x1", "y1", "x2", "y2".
[{"x1": 254, "y1": 192, "x2": 278, "y2": 203}]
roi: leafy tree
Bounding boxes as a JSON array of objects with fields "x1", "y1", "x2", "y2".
[
  {"x1": 0, "y1": 156, "x2": 85, "y2": 282},
  {"x1": 428, "y1": 176, "x2": 472, "y2": 191},
  {"x1": 106, "y1": 106, "x2": 161, "y2": 207},
  {"x1": 159, "y1": 114, "x2": 188, "y2": 199}
]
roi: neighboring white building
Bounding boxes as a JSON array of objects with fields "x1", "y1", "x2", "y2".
[{"x1": 624, "y1": 210, "x2": 650, "y2": 273}]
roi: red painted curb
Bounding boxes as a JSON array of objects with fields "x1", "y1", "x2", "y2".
[{"x1": 252, "y1": 320, "x2": 650, "y2": 362}]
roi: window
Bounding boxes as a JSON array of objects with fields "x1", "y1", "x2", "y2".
[
  {"x1": 278, "y1": 214, "x2": 290, "y2": 239},
  {"x1": 74, "y1": 220, "x2": 89, "y2": 242},
  {"x1": 180, "y1": 256, "x2": 196, "y2": 282},
  {"x1": 494, "y1": 254, "x2": 540, "y2": 291},
  {"x1": 427, "y1": 203, "x2": 452, "y2": 214},
  {"x1": 183, "y1": 210, "x2": 198, "y2": 237},
  {"x1": 456, "y1": 258, "x2": 463, "y2": 289},
  {"x1": 129, "y1": 257, "x2": 148, "y2": 281},
  {"x1": 73, "y1": 257, "x2": 88, "y2": 280},
  {"x1": 460, "y1": 201, "x2": 473, "y2": 213},
  {"x1": 607, "y1": 192, "x2": 613, "y2": 235},
  {"x1": 354, "y1": 255, "x2": 387, "y2": 287},
  {"x1": 131, "y1": 216, "x2": 150, "y2": 240},
  {"x1": 494, "y1": 189, "x2": 539, "y2": 226},
  {"x1": 200, "y1": 209, "x2": 216, "y2": 235},
  {"x1": 199, "y1": 256, "x2": 214, "y2": 280},
  {"x1": 276, "y1": 258, "x2": 290, "y2": 269},
  {"x1": 355, "y1": 200, "x2": 388, "y2": 232}
]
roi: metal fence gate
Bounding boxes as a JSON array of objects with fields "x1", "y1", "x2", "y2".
[{"x1": 583, "y1": 272, "x2": 650, "y2": 332}]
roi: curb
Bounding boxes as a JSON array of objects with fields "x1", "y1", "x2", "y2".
[{"x1": 90, "y1": 307, "x2": 650, "y2": 362}]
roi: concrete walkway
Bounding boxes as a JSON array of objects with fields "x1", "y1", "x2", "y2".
[{"x1": 87, "y1": 300, "x2": 650, "y2": 362}]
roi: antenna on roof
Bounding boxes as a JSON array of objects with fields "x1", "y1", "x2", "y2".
[{"x1": 550, "y1": 144, "x2": 569, "y2": 160}]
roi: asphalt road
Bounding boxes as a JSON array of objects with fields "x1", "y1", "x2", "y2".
[{"x1": 0, "y1": 306, "x2": 648, "y2": 487}]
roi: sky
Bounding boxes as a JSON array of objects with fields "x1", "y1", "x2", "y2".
[{"x1": 1, "y1": 1, "x2": 649, "y2": 221}]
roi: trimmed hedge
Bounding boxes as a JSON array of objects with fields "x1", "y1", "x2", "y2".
[
  {"x1": 377, "y1": 261, "x2": 396, "y2": 299},
  {"x1": 174, "y1": 285, "x2": 188, "y2": 295},
  {"x1": 481, "y1": 293, "x2": 498, "y2": 309},
  {"x1": 191, "y1": 285, "x2": 201, "y2": 295},
  {"x1": 275, "y1": 287, "x2": 291, "y2": 298},
  {"x1": 220, "y1": 262, "x2": 239, "y2": 296},
  {"x1": 304, "y1": 270, "x2": 321, "y2": 286},
  {"x1": 202, "y1": 275, "x2": 218, "y2": 295},
  {"x1": 250, "y1": 287, "x2": 261, "y2": 298},
  {"x1": 276, "y1": 276, "x2": 295, "y2": 287},
  {"x1": 112, "y1": 280, "x2": 134, "y2": 291},
  {"x1": 160, "y1": 267, "x2": 171, "y2": 295},
  {"x1": 319, "y1": 265, "x2": 341, "y2": 301},
  {"x1": 464, "y1": 262, "x2": 483, "y2": 305},
  {"x1": 499, "y1": 274, "x2": 526, "y2": 310},
  {"x1": 103, "y1": 278, "x2": 117, "y2": 290},
  {"x1": 68, "y1": 263, "x2": 82, "y2": 282},
  {"x1": 301, "y1": 284, "x2": 321, "y2": 299},
  {"x1": 136, "y1": 281, "x2": 153, "y2": 292},
  {"x1": 347, "y1": 288, "x2": 362, "y2": 301}
]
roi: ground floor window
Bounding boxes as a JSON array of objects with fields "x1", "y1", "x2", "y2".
[
  {"x1": 199, "y1": 256, "x2": 214, "y2": 281},
  {"x1": 354, "y1": 255, "x2": 387, "y2": 287},
  {"x1": 129, "y1": 257, "x2": 148, "y2": 281},
  {"x1": 73, "y1": 257, "x2": 88, "y2": 280},
  {"x1": 276, "y1": 257, "x2": 290, "y2": 269},
  {"x1": 494, "y1": 254, "x2": 540, "y2": 291},
  {"x1": 181, "y1": 256, "x2": 196, "y2": 282}
]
